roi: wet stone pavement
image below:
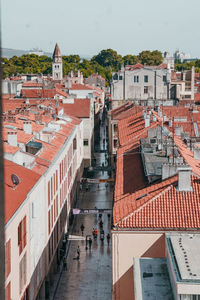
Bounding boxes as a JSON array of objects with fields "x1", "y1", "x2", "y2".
[{"x1": 53, "y1": 116, "x2": 113, "y2": 300}]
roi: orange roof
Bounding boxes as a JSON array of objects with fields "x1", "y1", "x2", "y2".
[
  {"x1": 22, "y1": 82, "x2": 43, "y2": 87},
  {"x1": 70, "y1": 84, "x2": 94, "y2": 90},
  {"x1": 4, "y1": 159, "x2": 40, "y2": 224},
  {"x1": 3, "y1": 143, "x2": 19, "y2": 154},
  {"x1": 21, "y1": 89, "x2": 55, "y2": 98},
  {"x1": 113, "y1": 105, "x2": 200, "y2": 230},
  {"x1": 55, "y1": 88, "x2": 68, "y2": 97},
  {"x1": 114, "y1": 175, "x2": 200, "y2": 229},
  {"x1": 63, "y1": 99, "x2": 90, "y2": 118}
]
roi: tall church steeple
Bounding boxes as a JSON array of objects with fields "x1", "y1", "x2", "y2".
[{"x1": 52, "y1": 43, "x2": 63, "y2": 81}]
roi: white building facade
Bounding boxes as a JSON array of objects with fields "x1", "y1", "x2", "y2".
[{"x1": 111, "y1": 64, "x2": 171, "y2": 108}]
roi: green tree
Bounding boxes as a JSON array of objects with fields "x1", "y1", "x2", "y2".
[
  {"x1": 92, "y1": 49, "x2": 123, "y2": 70},
  {"x1": 123, "y1": 55, "x2": 139, "y2": 65},
  {"x1": 138, "y1": 50, "x2": 163, "y2": 65}
]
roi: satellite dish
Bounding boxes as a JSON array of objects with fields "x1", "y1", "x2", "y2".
[{"x1": 11, "y1": 174, "x2": 20, "y2": 186}]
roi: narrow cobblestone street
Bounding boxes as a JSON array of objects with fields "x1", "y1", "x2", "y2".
[{"x1": 53, "y1": 113, "x2": 113, "y2": 300}]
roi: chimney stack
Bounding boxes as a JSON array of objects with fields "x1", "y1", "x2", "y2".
[
  {"x1": 145, "y1": 114, "x2": 150, "y2": 128},
  {"x1": 152, "y1": 114, "x2": 157, "y2": 122},
  {"x1": 194, "y1": 145, "x2": 200, "y2": 160},
  {"x1": 8, "y1": 131, "x2": 17, "y2": 147},
  {"x1": 175, "y1": 126, "x2": 183, "y2": 136},
  {"x1": 178, "y1": 165, "x2": 192, "y2": 192},
  {"x1": 23, "y1": 121, "x2": 32, "y2": 134}
]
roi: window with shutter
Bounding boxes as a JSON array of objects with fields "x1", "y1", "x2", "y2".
[
  {"x1": 18, "y1": 222, "x2": 22, "y2": 254},
  {"x1": 5, "y1": 239, "x2": 11, "y2": 278},
  {"x1": 48, "y1": 181, "x2": 50, "y2": 206},
  {"x1": 23, "y1": 216, "x2": 26, "y2": 248},
  {"x1": 51, "y1": 177, "x2": 53, "y2": 200},
  {"x1": 56, "y1": 170, "x2": 58, "y2": 191},
  {"x1": 48, "y1": 210, "x2": 51, "y2": 235},
  {"x1": 6, "y1": 282, "x2": 11, "y2": 300},
  {"x1": 54, "y1": 173, "x2": 55, "y2": 196}
]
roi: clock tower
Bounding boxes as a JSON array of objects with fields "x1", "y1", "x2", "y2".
[{"x1": 52, "y1": 43, "x2": 63, "y2": 81}]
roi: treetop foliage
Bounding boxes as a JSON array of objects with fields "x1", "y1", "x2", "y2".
[{"x1": 2, "y1": 49, "x2": 199, "y2": 85}]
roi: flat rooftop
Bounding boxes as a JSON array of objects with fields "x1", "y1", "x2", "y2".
[
  {"x1": 134, "y1": 258, "x2": 174, "y2": 300},
  {"x1": 168, "y1": 234, "x2": 200, "y2": 281}
]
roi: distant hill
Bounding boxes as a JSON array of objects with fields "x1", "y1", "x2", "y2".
[
  {"x1": 2, "y1": 48, "x2": 52, "y2": 59},
  {"x1": 2, "y1": 48, "x2": 91, "y2": 60}
]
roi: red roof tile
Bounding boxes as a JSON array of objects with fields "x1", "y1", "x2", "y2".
[
  {"x1": 114, "y1": 175, "x2": 200, "y2": 229},
  {"x1": 70, "y1": 84, "x2": 94, "y2": 90},
  {"x1": 63, "y1": 99, "x2": 90, "y2": 118},
  {"x1": 22, "y1": 82, "x2": 44, "y2": 87}
]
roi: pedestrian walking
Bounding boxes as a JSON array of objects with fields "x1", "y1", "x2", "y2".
[
  {"x1": 80, "y1": 224, "x2": 85, "y2": 236},
  {"x1": 89, "y1": 238, "x2": 92, "y2": 250},
  {"x1": 63, "y1": 256, "x2": 67, "y2": 270},
  {"x1": 99, "y1": 220, "x2": 103, "y2": 229},
  {"x1": 93, "y1": 228, "x2": 98, "y2": 239},
  {"x1": 77, "y1": 245, "x2": 80, "y2": 259},
  {"x1": 107, "y1": 233, "x2": 110, "y2": 246},
  {"x1": 100, "y1": 232, "x2": 104, "y2": 243}
]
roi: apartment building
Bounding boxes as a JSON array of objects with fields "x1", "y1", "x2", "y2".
[
  {"x1": 111, "y1": 105, "x2": 200, "y2": 300},
  {"x1": 3, "y1": 97, "x2": 84, "y2": 300},
  {"x1": 111, "y1": 64, "x2": 171, "y2": 108}
]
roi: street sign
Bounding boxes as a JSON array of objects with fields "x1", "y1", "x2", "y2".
[
  {"x1": 81, "y1": 178, "x2": 114, "y2": 183},
  {"x1": 72, "y1": 209, "x2": 112, "y2": 215}
]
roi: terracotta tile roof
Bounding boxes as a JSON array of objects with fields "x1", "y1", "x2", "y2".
[
  {"x1": 118, "y1": 111, "x2": 158, "y2": 147},
  {"x1": 195, "y1": 93, "x2": 200, "y2": 101},
  {"x1": 114, "y1": 175, "x2": 200, "y2": 229},
  {"x1": 70, "y1": 84, "x2": 94, "y2": 90},
  {"x1": 85, "y1": 84, "x2": 104, "y2": 93},
  {"x1": 2, "y1": 128, "x2": 33, "y2": 144},
  {"x1": 2, "y1": 99, "x2": 25, "y2": 113},
  {"x1": 173, "y1": 135, "x2": 200, "y2": 177},
  {"x1": 113, "y1": 105, "x2": 200, "y2": 230},
  {"x1": 22, "y1": 82, "x2": 44, "y2": 87},
  {"x1": 63, "y1": 99, "x2": 90, "y2": 118},
  {"x1": 3, "y1": 143, "x2": 19, "y2": 154},
  {"x1": 4, "y1": 159, "x2": 40, "y2": 224},
  {"x1": 55, "y1": 88, "x2": 68, "y2": 97},
  {"x1": 21, "y1": 89, "x2": 55, "y2": 98}
]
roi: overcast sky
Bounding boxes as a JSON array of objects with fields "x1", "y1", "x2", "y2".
[{"x1": 2, "y1": 0, "x2": 200, "y2": 58}]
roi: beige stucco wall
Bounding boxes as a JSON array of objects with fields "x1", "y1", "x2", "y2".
[
  {"x1": 112, "y1": 231, "x2": 165, "y2": 300},
  {"x1": 5, "y1": 200, "x2": 30, "y2": 300}
]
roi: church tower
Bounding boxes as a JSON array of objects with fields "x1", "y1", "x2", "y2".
[{"x1": 52, "y1": 43, "x2": 63, "y2": 81}]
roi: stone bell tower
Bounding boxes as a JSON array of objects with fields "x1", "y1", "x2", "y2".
[{"x1": 52, "y1": 43, "x2": 63, "y2": 81}]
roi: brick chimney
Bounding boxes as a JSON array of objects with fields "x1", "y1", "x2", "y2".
[
  {"x1": 8, "y1": 131, "x2": 17, "y2": 147},
  {"x1": 178, "y1": 165, "x2": 192, "y2": 192}
]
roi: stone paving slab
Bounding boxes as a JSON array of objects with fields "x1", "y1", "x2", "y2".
[{"x1": 52, "y1": 121, "x2": 112, "y2": 300}]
